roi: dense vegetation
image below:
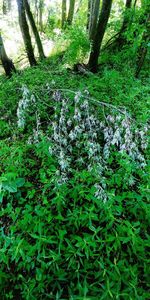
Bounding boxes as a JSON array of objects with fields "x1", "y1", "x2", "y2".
[{"x1": 0, "y1": 0, "x2": 150, "y2": 299}]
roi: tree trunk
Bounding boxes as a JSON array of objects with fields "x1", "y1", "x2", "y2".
[
  {"x1": 133, "y1": 0, "x2": 137, "y2": 8},
  {"x1": 8, "y1": 0, "x2": 11, "y2": 10},
  {"x1": 3, "y1": 0, "x2": 7, "y2": 14},
  {"x1": 67, "y1": 0, "x2": 75, "y2": 26},
  {"x1": 16, "y1": 0, "x2": 37, "y2": 66},
  {"x1": 88, "y1": 0, "x2": 113, "y2": 72},
  {"x1": 0, "y1": 33, "x2": 16, "y2": 77},
  {"x1": 62, "y1": 0, "x2": 67, "y2": 28},
  {"x1": 3, "y1": 0, "x2": 12, "y2": 14},
  {"x1": 39, "y1": 0, "x2": 44, "y2": 32},
  {"x1": 34, "y1": 0, "x2": 39, "y2": 25},
  {"x1": 135, "y1": 12, "x2": 150, "y2": 77},
  {"x1": 118, "y1": 0, "x2": 132, "y2": 36},
  {"x1": 76, "y1": 0, "x2": 82, "y2": 14},
  {"x1": 87, "y1": 0, "x2": 92, "y2": 30},
  {"x1": 113, "y1": 0, "x2": 132, "y2": 48},
  {"x1": 89, "y1": 0, "x2": 100, "y2": 41},
  {"x1": 24, "y1": 0, "x2": 45, "y2": 60}
]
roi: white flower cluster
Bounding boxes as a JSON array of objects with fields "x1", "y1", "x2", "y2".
[
  {"x1": 49, "y1": 89, "x2": 148, "y2": 201},
  {"x1": 50, "y1": 91, "x2": 107, "y2": 199},
  {"x1": 103, "y1": 114, "x2": 148, "y2": 167},
  {"x1": 17, "y1": 85, "x2": 42, "y2": 143},
  {"x1": 17, "y1": 85, "x2": 36, "y2": 129},
  {"x1": 17, "y1": 85, "x2": 148, "y2": 202}
]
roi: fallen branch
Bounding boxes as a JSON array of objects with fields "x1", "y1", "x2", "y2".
[{"x1": 45, "y1": 87, "x2": 127, "y2": 115}]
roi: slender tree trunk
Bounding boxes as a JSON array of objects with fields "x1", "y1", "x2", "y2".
[
  {"x1": 34, "y1": 0, "x2": 39, "y2": 25},
  {"x1": 39, "y1": 0, "x2": 44, "y2": 31},
  {"x1": 76, "y1": 0, "x2": 82, "y2": 14},
  {"x1": 87, "y1": 0, "x2": 91, "y2": 30},
  {"x1": 103, "y1": 0, "x2": 137, "y2": 50},
  {"x1": 16, "y1": 0, "x2": 37, "y2": 66},
  {"x1": 135, "y1": 12, "x2": 150, "y2": 77},
  {"x1": 89, "y1": 0, "x2": 100, "y2": 40},
  {"x1": 67, "y1": 0, "x2": 75, "y2": 26},
  {"x1": 133, "y1": 0, "x2": 137, "y2": 8},
  {"x1": 7, "y1": 0, "x2": 11, "y2": 11},
  {"x1": 113, "y1": 0, "x2": 132, "y2": 48},
  {"x1": 24, "y1": 0, "x2": 45, "y2": 60},
  {"x1": 118, "y1": 0, "x2": 132, "y2": 35},
  {"x1": 3, "y1": 0, "x2": 7, "y2": 14},
  {"x1": 3, "y1": 0, "x2": 12, "y2": 14},
  {"x1": 62, "y1": 0, "x2": 67, "y2": 28},
  {"x1": 0, "y1": 33, "x2": 16, "y2": 77},
  {"x1": 88, "y1": 0, "x2": 94, "y2": 33},
  {"x1": 88, "y1": 0, "x2": 113, "y2": 72}
]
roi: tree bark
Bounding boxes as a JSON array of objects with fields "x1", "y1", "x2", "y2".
[
  {"x1": 113, "y1": 0, "x2": 132, "y2": 48},
  {"x1": 8, "y1": 0, "x2": 11, "y2": 11},
  {"x1": 133, "y1": 0, "x2": 137, "y2": 8},
  {"x1": 0, "y1": 33, "x2": 16, "y2": 77},
  {"x1": 87, "y1": 0, "x2": 92, "y2": 30},
  {"x1": 34, "y1": 0, "x2": 39, "y2": 25},
  {"x1": 89, "y1": 0, "x2": 100, "y2": 41},
  {"x1": 118, "y1": 0, "x2": 132, "y2": 37},
  {"x1": 24, "y1": 0, "x2": 45, "y2": 60},
  {"x1": 135, "y1": 12, "x2": 150, "y2": 77},
  {"x1": 3, "y1": 0, "x2": 7, "y2": 14},
  {"x1": 62, "y1": 0, "x2": 67, "y2": 28},
  {"x1": 39, "y1": 0, "x2": 44, "y2": 32},
  {"x1": 67, "y1": 0, "x2": 75, "y2": 26},
  {"x1": 76, "y1": 0, "x2": 82, "y2": 14},
  {"x1": 16, "y1": 0, "x2": 37, "y2": 66},
  {"x1": 2, "y1": 0, "x2": 12, "y2": 14},
  {"x1": 88, "y1": 0, "x2": 113, "y2": 72}
]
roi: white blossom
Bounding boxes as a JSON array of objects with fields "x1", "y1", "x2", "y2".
[
  {"x1": 20, "y1": 86, "x2": 148, "y2": 201},
  {"x1": 17, "y1": 85, "x2": 36, "y2": 129}
]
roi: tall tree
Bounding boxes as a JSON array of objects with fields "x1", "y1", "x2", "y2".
[
  {"x1": 62, "y1": 0, "x2": 67, "y2": 28},
  {"x1": 88, "y1": 0, "x2": 113, "y2": 72},
  {"x1": 8, "y1": 0, "x2": 11, "y2": 11},
  {"x1": 2, "y1": 0, "x2": 12, "y2": 14},
  {"x1": 0, "y1": 33, "x2": 16, "y2": 77},
  {"x1": 87, "y1": 0, "x2": 92, "y2": 30},
  {"x1": 114, "y1": 0, "x2": 133, "y2": 48},
  {"x1": 39, "y1": 0, "x2": 44, "y2": 31},
  {"x1": 16, "y1": 0, "x2": 37, "y2": 66},
  {"x1": 3, "y1": 0, "x2": 7, "y2": 14},
  {"x1": 67, "y1": 0, "x2": 75, "y2": 26},
  {"x1": 24, "y1": 0, "x2": 45, "y2": 60},
  {"x1": 135, "y1": 10, "x2": 150, "y2": 77},
  {"x1": 34, "y1": 0, "x2": 39, "y2": 24},
  {"x1": 89, "y1": 0, "x2": 100, "y2": 40},
  {"x1": 75, "y1": 0, "x2": 82, "y2": 14}
]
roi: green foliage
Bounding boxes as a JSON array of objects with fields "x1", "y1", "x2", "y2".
[
  {"x1": 0, "y1": 49, "x2": 149, "y2": 299},
  {"x1": 55, "y1": 26, "x2": 90, "y2": 65},
  {"x1": 0, "y1": 173, "x2": 25, "y2": 202},
  {"x1": 0, "y1": 131, "x2": 149, "y2": 299},
  {"x1": 0, "y1": 0, "x2": 150, "y2": 297}
]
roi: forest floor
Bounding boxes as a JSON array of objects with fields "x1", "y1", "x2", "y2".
[{"x1": 0, "y1": 50, "x2": 150, "y2": 298}]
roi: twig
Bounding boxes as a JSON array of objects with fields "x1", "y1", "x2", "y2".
[{"x1": 102, "y1": 32, "x2": 120, "y2": 51}]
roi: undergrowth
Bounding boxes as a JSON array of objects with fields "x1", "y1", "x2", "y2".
[{"x1": 0, "y1": 55, "x2": 150, "y2": 299}]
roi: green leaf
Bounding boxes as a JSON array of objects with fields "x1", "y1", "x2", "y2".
[
  {"x1": 2, "y1": 181, "x2": 17, "y2": 193},
  {"x1": 15, "y1": 178, "x2": 25, "y2": 187},
  {"x1": 0, "y1": 191, "x2": 4, "y2": 203}
]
